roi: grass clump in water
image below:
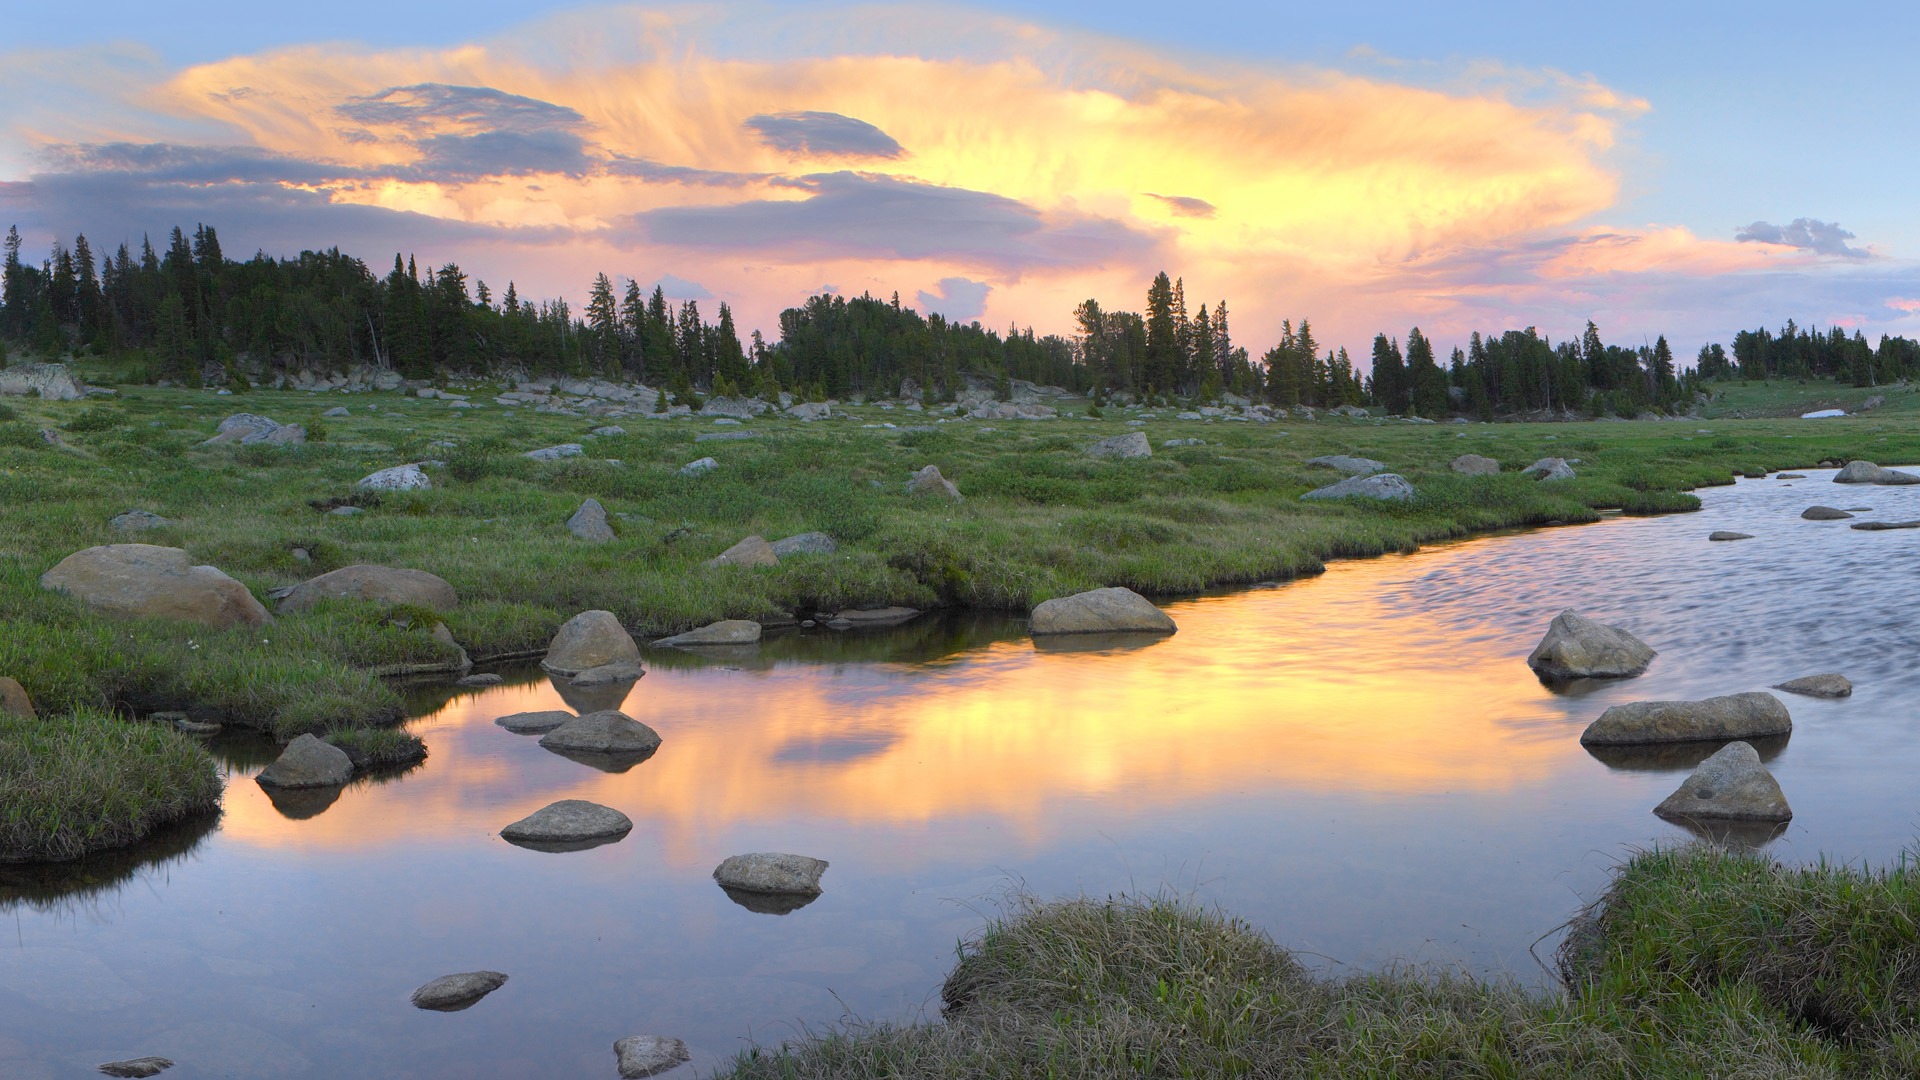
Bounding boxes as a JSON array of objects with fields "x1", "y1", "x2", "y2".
[
  {"x1": 324, "y1": 727, "x2": 428, "y2": 770},
  {"x1": 0, "y1": 709, "x2": 221, "y2": 863}
]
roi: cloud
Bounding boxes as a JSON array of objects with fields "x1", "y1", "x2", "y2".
[
  {"x1": 743, "y1": 111, "x2": 905, "y2": 158},
  {"x1": 604, "y1": 156, "x2": 767, "y2": 187},
  {"x1": 413, "y1": 129, "x2": 591, "y2": 180},
  {"x1": 335, "y1": 83, "x2": 584, "y2": 134},
  {"x1": 651, "y1": 272, "x2": 712, "y2": 300},
  {"x1": 46, "y1": 142, "x2": 369, "y2": 185},
  {"x1": 1147, "y1": 194, "x2": 1216, "y2": 219},
  {"x1": 1735, "y1": 218, "x2": 1869, "y2": 258},
  {"x1": 917, "y1": 276, "x2": 992, "y2": 321}
]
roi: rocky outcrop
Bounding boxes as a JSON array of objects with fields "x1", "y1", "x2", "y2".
[
  {"x1": 1802, "y1": 505, "x2": 1854, "y2": 520},
  {"x1": 907, "y1": 464, "x2": 962, "y2": 500},
  {"x1": 615, "y1": 1035, "x2": 692, "y2": 1079},
  {"x1": 542, "y1": 610, "x2": 641, "y2": 676},
  {"x1": 41, "y1": 544, "x2": 271, "y2": 629},
  {"x1": 1526, "y1": 610, "x2": 1655, "y2": 679},
  {"x1": 1087, "y1": 432, "x2": 1151, "y2": 459},
  {"x1": 202, "y1": 414, "x2": 304, "y2": 446},
  {"x1": 1773, "y1": 673, "x2": 1851, "y2": 698},
  {"x1": 538, "y1": 710, "x2": 662, "y2": 756},
  {"x1": 707, "y1": 536, "x2": 778, "y2": 568},
  {"x1": 410, "y1": 971, "x2": 508, "y2": 1011},
  {"x1": 256, "y1": 734, "x2": 354, "y2": 788},
  {"x1": 0, "y1": 362, "x2": 86, "y2": 400},
  {"x1": 1522, "y1": 457, "x2": 1576, "y2": 481},
  {"x1": 1834, "y1": 460, "x2": 1920, "y2": 485},
  {"x1": 713, "y1": 852, "x2": 828, "y2": 896},
  {"x1": 355, "y1": 464, "x2": 432, "y2": 492},
  {"x1": 109, "y1": 509, "x2": 172, "y2": 532},
  {"x1": 500, "y1": 799, "x2": 633, "y2": 851},
  {"x1": 495, "y1": 710, "x2": 575, "y2": 734},
  {"x1": 1029, "y1": 587, "x2": 1176, "y2": 635},
  {"x1": 1450, "y1": 454, "x2": 1500, "y2": 475},
  {"x1": 0, "y1": 677, "x2": 34, "y2": 718},
  {"x1": 1300, "y1": 473, "x2": 1415, "y2": 501},
  {"x1": 1708, "y1": 531, "x2": 1754, "y2": 541},
  {"x1": 566, "y1": 498, "x2": 615, "y2": 542},
  {"x1": 770, "y1": 532, "x2": 837, "y2": 557},
  {"x1": 280, "y1": 565, "x2": 457, "y2": 613},
  {"x1": 1654, "y1": 741, "x2": 1792, "y2": 822},
  {"x1": 1306, "y1": 455, "x2": 1386, "y2": 475},
  {"x1": 1580, "y1": 692, "x2": 1791, "y2": 746},
  {"x1": 653, "y1": 619, "x2": 763, "y2": 647}
]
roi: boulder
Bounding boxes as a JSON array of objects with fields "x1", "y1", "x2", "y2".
[
  {"x1": 495, "y1": 710, "x2": 575, "y2": 734},
  {"x1": 524, "y1": 443, "x2": 584, "y2": 461},
  {"x1": 538, "y1": 710, "x2": 662, "y2": 755},
  {"x1": 41, "y1": 544, "x2": 272, "y2": 629},
  {"x1": 1580, "y1": 692, "x2": 1791, "y2": 746},
  {"x1": 570, "y1": 661, "x2": 647, "y2": 686},
  {"x1": 1306, "y1": 455, "x2": 1386, "y2": 475},
  {"x1": 677, "y1": 457, "x2": 718, "y2": 476},
  {"x1": 323, "y1": 406, "x2": 351, "y2": 418},
  {"x1": 1300, "y1": 473, "x2": 1415, "y2": 501},
  {"x1": 567, "y1": 498, "x2": 616, "y2": 542},
  {"x1": 1777, "y1": 473, "x2": 1807, "y2": 480},
  {"x1": 1522, "y1": 457, "x2": 1576, "y2": 481},
  {"x1": 770, "y1": 532, "x2": 837, "y2": 557},
  {"x1": 409, "y1": 971, "x2": 508, "y2": 1011},
  {"x1": 109, "y1": 509, "x2": 173, "y2": 532},
  {"x1": 542, "y1": 610, "x2": 641, "y2": 676},
  {"x1": 0, "y1": 676, "x2": 34, "y2": 718},
  {"x1": 1834, "y1": 460, "x2": 1920, "y2": 485},
  {"x1": 653, "y1": 619, "x2": 763, "y2": 647},
  {"x1": 1654, "y1": 741, "x2": 1792, "y2": 823},
  {"x1": 590, "y1": 425, "x2": 627, "y2": 437},
  {"x1": 834, "y1": 606, "x2": 921, "y2": 627},
  {"x1": 906, "y1": 464, "x2": 962, "y2": 500},
  {"x1": 256, "y1": 734, "x2": 354, "y2": 788},
  {"x1": 1449, "y1": 454, "x2": 1501, "y2": 475},
  {"x1": 355, "y1": 463, "x2": 431, "y2": 492},
  {"x1": 500, "y1": 799, "x2": 633, "y2": 851},
  {"x1": 1773, "y1": 673, "x2": 1851, "y2": 699},
  {"x1": 0, "y1": 362, "x2": 86, "y2": 400},
  {"x1": 1707, "y1": 531, "x2": 1754, "y2": 541},
  {"x1": 787, "y1": 401, "x2": 831, "y2": 421},
  {"x1": 1087, "y1": 432, "x2": 1152, "y2": 459},
  {"x1": 1030, "y1": 587, "x2": 1175, "y2": 635},
  {"x1": 202, "y1": 414, "x2": 303, "y2": 446},
  {"x1": 1802, "y1": 505, "x2": 1854, "y2": 520},
  {"x1": 280, "y1": 564, "x2": 457, "y2": 613},
  {"x1": 1525, "y1": 610, "x2": 1654, "y2": 679},
  {"x1": 615, "y1": 1035, "x2": 692, "y2": 1079},
  {"x1": 713, "y1": 852, "x2": 829, "y2": 896},
  {"x1": 98, "y1": 1058, "x2": 174, "y2": 1078},
  {"x1": 707, "y1": 535, "x2": 778, "y2": 568}
]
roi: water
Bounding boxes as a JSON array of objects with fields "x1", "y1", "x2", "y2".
[{"x1": 6, "y1": 469, "x2": 1920, "y2": 1078}]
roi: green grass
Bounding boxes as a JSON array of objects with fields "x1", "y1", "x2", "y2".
[
  {"x1": 0, "y1": 709, "x2": 222, "y2": 863},
  {"x1": 325, "y1": 727, "x2": 429, "y2": 770}
]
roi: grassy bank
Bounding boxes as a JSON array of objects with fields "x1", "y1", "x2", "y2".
[{"x1": 721, "y1": 845, "x2": 1920, "y2": 1078}]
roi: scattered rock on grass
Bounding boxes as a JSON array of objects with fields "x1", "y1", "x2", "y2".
[
  {"x1": 653, "y1": 619, "x2": 763, "y2": 647},
  {"x1": 355, "y1": 463, "x2": 431, "y2": 492},
  {"x1": 1300, "y1": 473, "x2": 1415, "y2": 501},
  {"x1": 322, "y1": 406, "x2": 350, "y2": 418},
  {"x1": 1580, "y1": 692, "x2": 1791, "y2": 746},
  {"x1": 41, "y1": 544, "x2": 272, "y2": 629},
  {"x1": 1030, "y1": 587, "x2": 1175, "y2": 635},
  {"x1": 98, "y1": 1057, "x2": 174, "y2": 1078},
  {"x1": 615, "y1": 1035, "x2": 691, "y2": 1079},
  {"x1": 567, "y1": 498, "x2": 616, "y2": 542},
  {"x1": 1522, "y1": 457, "x2": 1576, "y2": 481},
  {"x1": 713, "y1": 852, "x2": 828, "y2": 896},
  {"x1": 256, "y1": 734, "x2": 354, "y2": 788},
  {"x1": 1801, "y1": 505, "x2": 1853, "y2": 520},
  {"x1": 770, "y1": 532, "x2": 836, "y2": 557},
  {"x1": 677, "y1": 456, "x2": 718, "y2": 476},
  {"x1": 500, "y1": 799, "x2": 633, "y2": 851},
  {"x1": 410, "y1": 971, "x2": 508, "y2": 1011},
  {"x1": 202, "y1": 414, "x2": 304, "y2": 445},
  {"x1": 1449, "y1": 454, "x2": 1500, "y2": 475},
  {"x1": 906, "y1": 464, "x2": 962, "y2": 500},
  {"x1": 109, "y1": 509, "x2": 172, "y2": 531},
  {"x1": 1086, "y1": 432, "x2": 1151, "y2": 459},
  {"x1": 1306, "y1": 454, "x2": 1386, "y2": 475},
  {"x1": 707, "y1": 536, "x2": 778, "y2": 568},
  {"x1": 524, "y1": 443, "x2": 583, "y2": 461},
  {"x1": 0, "y1": 676, "x2": 36, "y2": 718},
  {"x1": 1773, "y1": 673, "x2": 1852, "y2": 698},
  {"x1": 787, "y1": 402, "x2": 831, "y2": 421},
  {"x1": 280, "y1": 564, "x2": 457, "y2": 613},
  {"x1": 1654, "y1": 741, "x2": 1792, "y2": 822},
  {"x1": 1708, "y1": 531, "x2": 1753, "y2": 541},
  {"x1": 542, "y1": 610, "x2": 641, "y2": 676},
  {"x1": 495, "y1": 710, "x2": 575, "y2": 734},
  {"x1": 1526, "y1": 610, "x2": 1654, "y2": 680}
]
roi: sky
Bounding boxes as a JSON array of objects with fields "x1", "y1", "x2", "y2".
[{"x1": 3, "y1": 0, "x2": 1918, "y2": 362}]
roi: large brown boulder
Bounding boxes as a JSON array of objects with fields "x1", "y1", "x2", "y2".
[
  {"x1": 1654, "y1": 741, "x2": 1792, "y2": 822},
  {"x1": 279, "y1": 565, "x2": 457, "y2": 613},
  {"x1": 542, "y1": 610, "x2": 641, "y2": 676},
  {"x1": 0, "y1": 677, "x2": 34, "y2": 718},
  {"x1": 1030, "y1": 587, "x2": 1176, "y2": 635},
  {"x1": 1580, "y1": 692, "x2": 1791, "y2": 746},
  {"x1": 256, "y1": 734, "x2": 354, "y2": 788},
  {"x1": 706, "y1": 536, "x2": 778, "y2": 568},
  {"x1": 1525, "y1": 610, "x2": 1654, "y2": 679},
  {"x1": 41, "y1": 545, "x2": 271, "y2": 629}
]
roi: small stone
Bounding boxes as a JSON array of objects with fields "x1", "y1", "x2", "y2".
[
  {"x1": 330, "y1": 505, "x2": 364, "y2": 516},
  {"x1": 281, "y1": 564, "x2": 457, "y2": 613},
  {"x1": 1802, "y1": 505, "x2": 1853, "y2": 520},
  {"x1": 825, "y1": 618, "x2": 854, "y2": 630},
  {"x1": 615, "y1": 1035, "x2": 691, "y2": 1078},
  {"x1": 542, "y1": 610, "x2": 641, "y2": 676},
  {"x1": 0, "y1": 676, "x2": 36, "y2": 718},
  {"x1": 1851, "y1": 520, "x2": 1920, "y2": 530},
  {"x1": 410, "y1": 970, "x2": 508, "y2": 1011},
  {"x1": 1777, "y1": 473, "x2": 1807, "y2": 479},
  {"x1": 707, "y1": 536, "x2": 778, "y2": 568},
  {"x1": 569, "y1": 661, "x2": 647, "y2": 686},
  {"x1": 834, "y1": 606, "x2": 921, "y2": 627},
  {"x1": 538, "y1": 710, "x2": 663, "y2": 755},
  {"x1": 1522, "y1": 457, "x2": 1576, "y2": 481},
  {"x1": 108, "y1": 509, "x2": 172, "y2": 531},
  {"x1": 1707, "y1": 531, "x2": 1754, "y2": 541},
  {"x1": 98, "y1": 1057, "x2": 174, "y2": 1078},
  {"x1": 1526, "y1": 610, "x2": 1655, "y2": 680},
  {"x1": 713, "y1": 852, "x2": 829, "y2": 896},
  {"x1": 495, "y1": 710, "x2": 576, "y2": 734},
  {"x1": 590, "y1": 425, "x2": 626, "y2": 437},
  {"x1": 1581, "y1": 692, "x2": 1791, "y2": 746},
  {"x1": 355, "y1": 463, "x2": 431, "y2": 492},
  {"x1": 653, "y1": 619, "x2": 763, "y2": 647},
  {"x1": 256, "y1": 734, "x2": 354, "y2": 788},
  {"x1": 323, "y1": 407, "x2": 351, "y2": 418},
  {"x1": 1654, "y1": 741, "x2": 1792, "y2": 823},
  {"x1": 1773, "y1": 673, "x2": 1851, "y2": 698},
  {"x1": 1030, "y1": 588, "x2": 1174, "y2": 635}
]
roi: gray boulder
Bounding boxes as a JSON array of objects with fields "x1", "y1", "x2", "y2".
[
  {"x1": 0, "y1": 362, "x2": 86, "y2": 400},
  {"x1": 203, "y1": 413, "x2": 300, "y2": 445},
  {"x1": 98, "y1": 1057, "x2": 174, "y2": 1078},
  {"x1": 109, "y1": 509, "x2": 172, "y2": 532},
  {"x1": 323, "y1": 406, "x2": 351, "y2": 418},
  {"x1": 1834, "y1": 460, "x2": 1920, "y2": 485},
  {"x1": 1300, "y1": 473, "x2": 1415, "y2": 501},
  {"x1": 1522, "y1": 457, "x2": 1576, "y2": 481},
  {"x1": 538, "y1": 710, "x2": 662, "y2": 755},
  {"x1": 1087, "y1": 432, "x2": 1152, "y2": 459},
  {"x1": 653, "y1": 619, "x2": 763, "y2": 647},
  {"x1": 1306, "y1": 454, "x2": 1386, "y2": 475},
  {"x1": 615, "y1": 1035, "x2": 692, "y2": 1079},
  {"x1": 677, "y1": 456, "x2": 718, "y2": 476},
  {"x1": 256, "y1": 734, "x2": 354, "y2": 788},
  {"x1": 280, "y1": 564, "x2": 457, "y2": 613},
  {"x1": 355, "y1": 463, "x2": 431, "y2": 492},
  {"x1": 590, "y1": 425, "x2": 627, "y2": 437},
  {"x1": 41, "y1": 544, "x2": 272, "y2": 629},
  {"x1": 1449, "y1": 454, "x2": 1500, "y2": 475},
  {"x1": 524, "y1": 443, "x2": 584, "y2": 461},
  {"x1": 567, "y1": 498, "x2": 616, "y2": 542},
  {"x1": 707, "y1": 535, "x2": 778, "y2": 568},
  {"x1": 1526, "y1": 610, "x2": 1655, "y2": 679},
  {"x1": 1802, "y1": 505, "x2": 1854, "y2": 520},
  {"x1": 500, "y1": 799, "x2": 633, "y2": 850},
  {"x1": 1030, "y1": 587, "x2": 1176, "y2": 636},
  {"x1": 495, "y1": 710, "x2": 575, "y2": 734},
  {"x1": 907, "y1": 464, "x2": 962, "y2": 500},
  {"x1": 1654, "y1": 741, "x2": 1792, "y2": 822},
  {"x1": 1708, "y1": 531, "x2": 1754, "y2": 541},
  {"x1": 787, "y1": 401, "x2": 831, "y2": 421},
  {"x1": 770, "y1": 532, "x2": 837, "y2": 557},
  {"x1": 410, "y1": 970, "x2": 508, "y2": 1011},
  {"x1": 542, "y1": 610, "x2": 641, "y2": 676},
  {"x1": 1773, "y1": 673, "x2": 1851, "y2": 698},
  {"x1": 1581, "y1": 692, "x2": 1791, "y2": 746},
  {"x1": 713, "y1": 852, "x2": 829, "y2": 896}
]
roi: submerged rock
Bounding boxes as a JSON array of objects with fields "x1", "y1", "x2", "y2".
[
  {"x1": 456, "y1": 673, "x2": 503, "y2": 688},
  {"x1": 494, "y1": 710, "x2": 575, "y2": 734},
  {"x1": 1707, "y1": 531, "x2": 1754, "y2": 541},
  {"x1": 1449, "y1": 454, "x2": 1500, "y2": 475},
  {"x1": 1851, "y1": 520, "x2": 1920, "y2": 530},
  {"x1": 1029, "y1": 587, "x2": 1175, "y2": 636},
  {"x1": 1773, "y1": 673, "x2": 1852, "y2": 698},
  {"x1": 500, "y1": 799, "x2": 632, "y2": 851},
  {"x1": 615, "y1": 1035, "x2": 692, "y2": 1079},
  {"x1": 280, "y1": 564, "x2": 456, "y2": 613},
  {"x1": 41, "y1": 544, "x2": 272, "y2": 629},
  {"x1": 653, "y1": 619, "x2": 763, "y2": 647},
  {"x1": 1654, "y1": 741, "x2": 1792, "y2": 822},
  {"x1": 98, "y1": 1057, "x2": 174, "y2": 1078},
  {"x1": 1801, "y1": 505, "x2": 1854, "y2": 520},
  {"x1": 1300, "y1": 473, "x2": 1415, "y2": 501},
  {"x1": 1306, "y1": 454, "x2": 1386, "y2": 475},
  {"x1": 706, "y1": 535, "x2": 778, "y2": 568},
  {"x1": 567, "y1": 498, "x2": 616, "y2": 542},
  {"x1": 410, "y1": 970, "x2": 508, "y2": 1011},
  {"x1": 1525, "y1": 610, "x2": 1655, "y2": 680},
  {"x1": 1087, "y1": 432, "x2": 1152, "y2": 459},
  {"x1": 542, "y1": 610, "x2": 641, "y2": 676},
  {"x1": 256, "y1": 734, "x2": 354, "y2": 788},
  {"x1": 834, "y1": 606, "x2": 921, "y2": 627},
  {"x1": 1580, "y1": 692, "x2": 1791, "y2": 746},
  {"x1": 713, "y1": 852, "x2": 829, "y2": 896}
]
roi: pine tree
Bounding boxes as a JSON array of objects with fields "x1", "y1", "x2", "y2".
[
  {"x1": 1371, "y1": 334, "x2": 1408, "y2": 413},
  {"x1": 1406, "y1": 327, "x2": 1448, "y2": 418},
  {"x1": 1143, "y1": 272, "x2": 1178, "y2": 395},
  {"x1": 585, "y1": 272, "x2": 619, "y2": 373}
]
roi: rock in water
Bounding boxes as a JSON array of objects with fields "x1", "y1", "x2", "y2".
[
  {"x1": 1525, "y1": 610, "x2": 1655, "y2": 679},
  {"x1": 1449, "y1": 454, "x2": 1500, "y2": 475},
  {"x1": 1707, "y1": 531, "x2": 1754, "y2": 541},
  {"x1": 1773, "y1": 673, "x2": 1852, "y2": 698},
  {"x1": 1581, "y1": 692, "x2": 1791, "y2": 746},
  {"x1": 495, "y1": 710, "x2": 575, "y2": 734},
  {"x1": 108, "y1": 509, "x2": 172, "y2": 532},
  {"x1": 409, "y1": 970, "x2": 508, "y2": 1011},
  {"x1": 279, "y1": 564, "x2": 457, "y2": 613},
  {"x1": 538, "y1": 710, "x2": 662, "y2": 755},
  {"x1": 542, "y1": 610, "x2": 641, "y2": 676},
  {"x1": 653, "y1": 619, "x2": 763, "y2": 647},
  {"x1": 713, "y1": 852, "x2": 829, "y2": 896},
  {"x1": 1029, "y1": 587, "x2": 1176, "y2": 635},
  {"x1": 1851, "y1": 520, "x2": 1920, "y2": 530},
  {"x1": 256, "y1": 734, "x2": 354, "y2": 788},
  {"x1": 1300, "y1": 473, "x2": 1415, "y2": 501},
  {"x1": 355, "y1": 463, "x2": 432, "y2": 492},
  {"x1": 98, "y1": 1057, "x2": 174, "y2": 1078},
  {"x1": 906, "y1": 464, "x2": 963, "y2": 500},
  {"x1": 1306, "y1": 454, "x2": 1386, "y2": 475},
  {"x1": 570, "y1": 661, "x2": 647, "y2": 686},
  {"x1": 706, "y1": 536, "x2": 778, "y2": 568},
  {"x1": 1087, "y1": 432, "x2": 1152, "y2": 459},
  {"x1": 615, "y1": 1035, "x2": 692, "y2": 1078},
  {"x1": 1834, "y1": 460, "x2": 1920, "y2": 485},
  {"x1": 1801, "y1": 505, "x2": 1854, "y2": 520},
  {"x1": 1654, "y1": 741, "x2": 1792, "y2": 822},
  {"x1": 833, "y1": 607, "x2": 921, "y2": 627},
  {"x1": 500, "y1": 800, "x2": 633, "y2": 851},
  {"x1": 567, "y1": 498, "x2": 616, "y2": 542},
  {"x1": 770, "y1": 532, "x2": 837, "y2": 557},
  {"x1": 1522, "y1": 457, "x2": 1576, "y2": 481},
  {"x1": 41, "y1": 544, "x2": 272, "y2": 629},
  {"x1": 0, "y1": 676, "x2": 36, "y2": 718}
]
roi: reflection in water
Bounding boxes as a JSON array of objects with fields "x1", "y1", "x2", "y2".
[
  {"x1": 1585, "y1": 733, "x2": 1791, "y2": 772},
  {"x1": 721, "y1": 885, "x2": 820, "y2": 915},
  {"x1": 1664, "y1": 816, "x2": 1792, "y2": 848},
  {"x1": 551, "y1": 673, "x2": 642, "y2": 714},
  {"x1": 0, "y1": 813, "x2": 221, "y2": 914},
  {"x1": 261, "y1": 782, "x2": 345, "y2": 820}
]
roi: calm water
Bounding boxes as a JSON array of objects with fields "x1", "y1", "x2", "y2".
[{"x1": 6, "y1": 468, "x2": 1920, "y2": 1078}]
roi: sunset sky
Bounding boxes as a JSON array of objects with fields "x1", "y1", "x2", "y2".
[{"x1": 3, "y1": 0, "x2": 1915, "y2": 362}]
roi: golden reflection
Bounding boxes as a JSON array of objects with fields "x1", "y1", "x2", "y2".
[{"x1": 219, "y1": 552, "x2": 1593, "y2": 866}]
